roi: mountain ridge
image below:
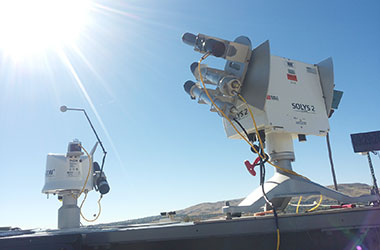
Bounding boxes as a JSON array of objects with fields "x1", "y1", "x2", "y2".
[{"x1": 91, "y1": 183, "x2": 375, "y2": 227}]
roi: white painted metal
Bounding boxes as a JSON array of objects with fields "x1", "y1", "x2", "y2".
[
  {"x1": 42, "y1": 153, "x2": 93, "y2": 194},
  {"x1": 224, "y1": 55, "x2": 330, "y2": 139},
  {"x1": 266, "y1": 132, "x2": 294, "y2": 158},
  {"x1": 42, "y1": 141, "x2": 98, "y2": 229},
  {"x1": 183, "y1": 33, "x2": 379, "y2": 216}
]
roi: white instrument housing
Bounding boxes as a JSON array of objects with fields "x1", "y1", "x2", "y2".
[
  {"x1": 224, "y1": 55, "x2": 331, "y2": 139},
  {"x1": 42, "y1": 144, "x2": 94, "y2": 195}
]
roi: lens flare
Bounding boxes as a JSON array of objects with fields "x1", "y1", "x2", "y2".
[{"x1": 0, "y1": 0, "x2": 91, "y2": 58}]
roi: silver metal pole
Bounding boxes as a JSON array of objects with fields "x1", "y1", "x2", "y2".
[{"x1": 58, "y1": 194, "x2": 80, "y2": 229}]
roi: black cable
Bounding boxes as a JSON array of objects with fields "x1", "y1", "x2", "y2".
[
  {"x1": 233, "y1": 118, "x2": 250, "y2": 139},
  {"x1": 258, "y1": 149, "x2": 280, "y2": 248},
  {"x1": 232, "y1": 117, "x2": 279, "y2": 238},
  {"x1": 233, "y1": 118, "x2": 262, "y2": 157},
  {"x1": 257, "y1": 152, "x2": 269, "y2": 165},
  {"x1": 259, "y1": 155, "x2": 272, "y2": 206},
  {"x1": 273, "y1": 207, "x2": 279, "y2": 230}
]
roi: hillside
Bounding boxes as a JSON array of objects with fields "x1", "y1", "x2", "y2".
[
  {"x1": 92, "y1": 183, "x2": 375, "y2": 227},
  {"x1": 175, "y1": 183, "x2": 374, "y2": 217}
]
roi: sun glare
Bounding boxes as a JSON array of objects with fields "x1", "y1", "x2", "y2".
[{"x1": 0, "y1": 0, "x2": 91, "y2": 59}]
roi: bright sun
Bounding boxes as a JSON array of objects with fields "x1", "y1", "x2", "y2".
[{"x1": 0, "y1": 0, "x2": 91, "y2": 58}]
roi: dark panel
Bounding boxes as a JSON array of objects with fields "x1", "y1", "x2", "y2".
[
  {"x1": 81, "y1": 228, "x2": 380, "y2": 250},
  {"x1": 0, "y1": 233, "x2": 82, "y2": 250},
  {"x1": 351, "y1": 131, "x2": 380, "y2": 153},
  {"x1": 332, "y1": 90, "x2": 343, "y2": 110}
]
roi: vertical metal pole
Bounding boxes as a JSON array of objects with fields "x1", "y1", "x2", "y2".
[
  {"x1": 58, "y1": 194, "x2": 80, "y2": 229},
  {"x1": 326, "y1": 133, "x2": 338, "y2": 191},
  {"x1": 367, "y1": 152, "x2": 380, "y2": 196}
]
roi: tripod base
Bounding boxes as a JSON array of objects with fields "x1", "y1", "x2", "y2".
[{"x1": 223, "y1": 172, "x2": 380, "y2": 215}]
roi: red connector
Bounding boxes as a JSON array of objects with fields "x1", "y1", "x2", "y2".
[
  {"x1": 330, "y1": 204, "x2": 356, "y2": 209},
  {"x1": 244, "y1": 157, "x2": 261, "y2": 176}
]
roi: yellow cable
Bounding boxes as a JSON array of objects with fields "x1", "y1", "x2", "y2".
[
  {"x1": 200, "y1": 54, "x2": 285, "y2": 249},
  {"x1": 276, "y1": 228, "x2": 280, "y2": 250},
  {"x1": 199, "y1": 54, "x2": 319, "y2": 250},
  {"x1": 72, "y1": 144, "x2": 92, "y2": 199},
  {"x1": 79, "y1": 144, "x2": 92, "y2": 196},
  {"x1": 307, "y1": 195, "x2": 323, "y2": 212},
  {"x1": 79, "y1": 192, "x2": 103, "y2": 222},
  {"x1": 296, "y1": 196, "x2": 302, "y2": 214},
  {"x1": 198, "y1": 54, "x2": 307, "y2": 180},
  {"x1": 74, "y1": 144, "x2": 103, "y2": 223},
  {"x1": 198, "y1": 54, "x2": 260, "y2": 154},
  {"x1": 198, "y1": 54, "x2": 257, "y2": 150},
  {"x1": 237, "y1": 93, "x2": 308, "y2": 179}
]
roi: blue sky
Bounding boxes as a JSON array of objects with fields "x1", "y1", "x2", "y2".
[{"x1": 0, "y1": 0, "x2": 379, "y2": 229}]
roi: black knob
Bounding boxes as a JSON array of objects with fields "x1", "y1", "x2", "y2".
[
  {"x1": 205, "y1": 39, "x2": 226, "y2": 57},
  {"x1": 184, "y1": 80, "x2": 196, "y2": 95}
]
